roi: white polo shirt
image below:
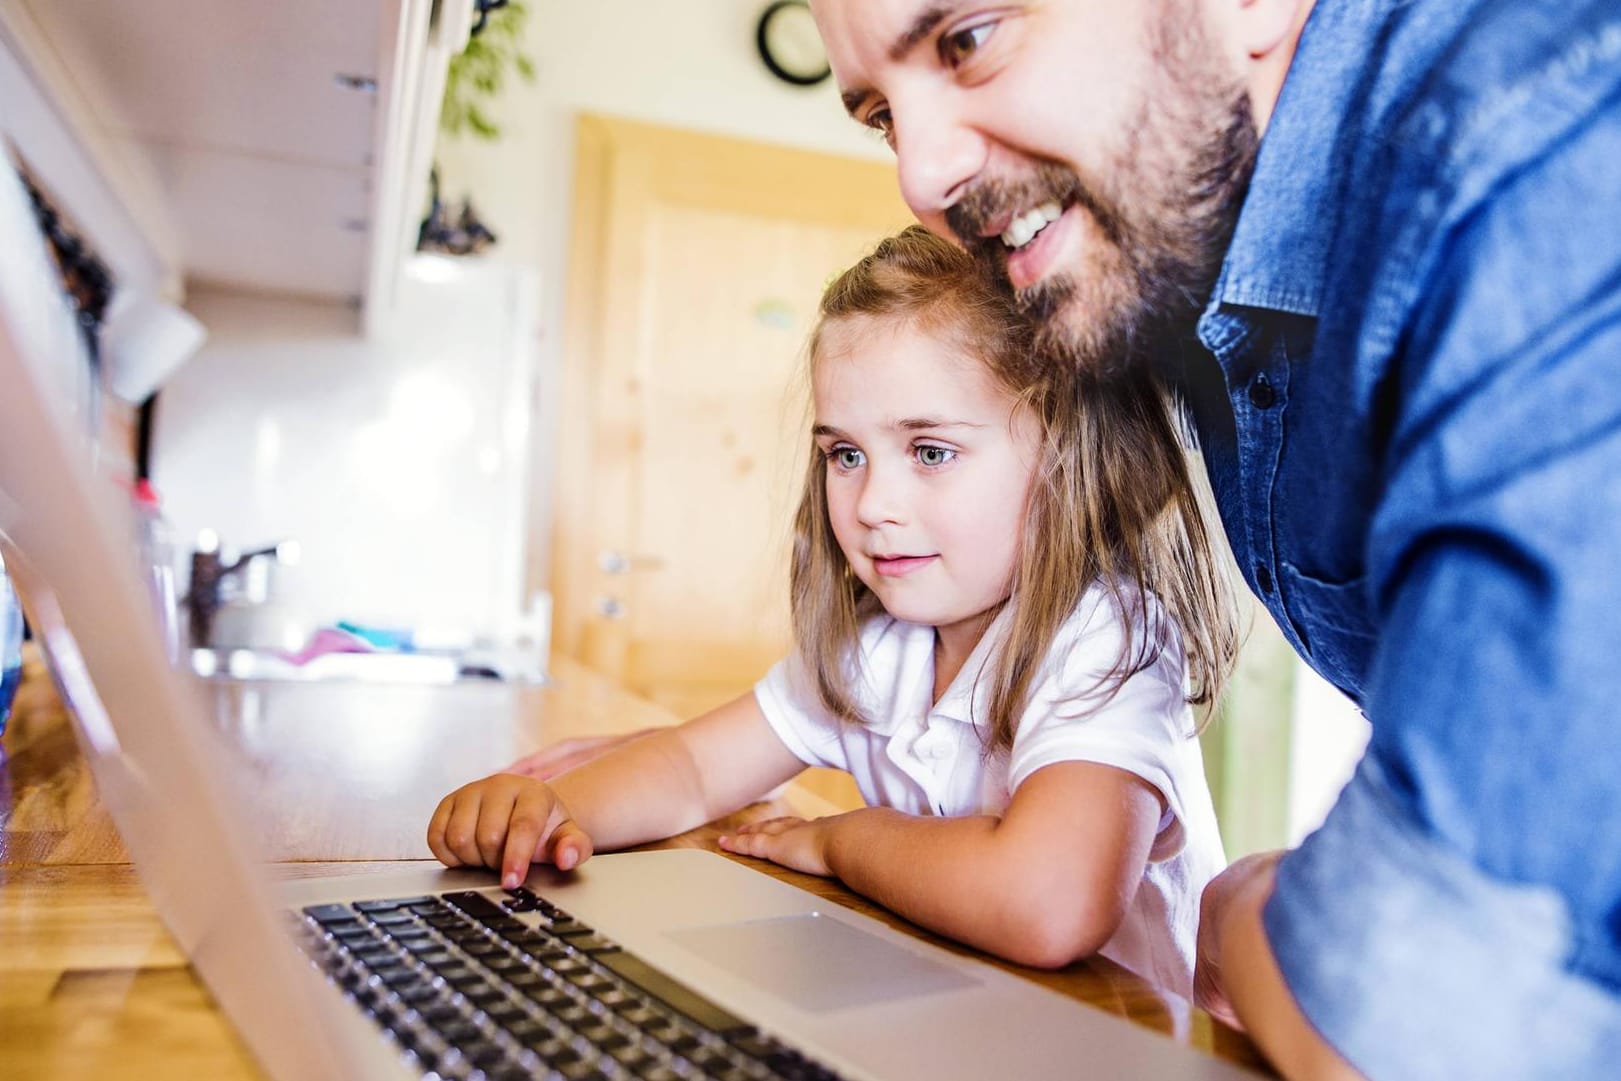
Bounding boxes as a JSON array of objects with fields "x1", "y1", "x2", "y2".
[{"x1": 753, "y1": 585, "x2": 1226, "y2": 998}]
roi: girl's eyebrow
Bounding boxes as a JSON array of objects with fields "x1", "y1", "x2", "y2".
[
  {"x1": 813, "y1": 419, "x2": 985, "y2": 438},
  {"x1": 897, "y1": 417, "x2": 985, "y2": 431}
]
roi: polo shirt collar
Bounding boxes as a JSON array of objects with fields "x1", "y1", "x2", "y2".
[{"x1": 930, "y1": 605, "x2": 1015, "y2": 728}]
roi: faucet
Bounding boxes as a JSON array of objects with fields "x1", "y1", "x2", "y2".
[{"x1": 185, "y1": 530, "x2": 300, "y2": 650}]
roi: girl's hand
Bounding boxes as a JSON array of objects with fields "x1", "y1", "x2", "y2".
[
  {"x1": 427, "y1": 773, "x2": 595, "y2": 889},
  {"x1": 717, "y1": 815, "x2": 836, "y2": 877},
  {"x1": 502, "y1": 727, "x2": 665, "y2": 780}
]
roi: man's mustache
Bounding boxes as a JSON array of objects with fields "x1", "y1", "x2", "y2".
[{"x1": 943, "y1": 163, "x2": 1125, "y2": 269}]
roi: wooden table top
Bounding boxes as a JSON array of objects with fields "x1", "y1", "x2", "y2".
[{"x1": 0, "y1": 648, "x2": 1271, "y2": 1079}]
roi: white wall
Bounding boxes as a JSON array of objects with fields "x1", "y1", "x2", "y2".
[
  {"x1": 431, "y1": 2, "x2": 894, "y2": 588},
  {"x1": 151, "y1": 2, "x2": 889, "y2": 650},
  {"x1": 1287, "y1": 662, "x2": 1372, "y2": 844},
  {"x1": 153, "y1": 259, "x2": 535, "y2": 645}
]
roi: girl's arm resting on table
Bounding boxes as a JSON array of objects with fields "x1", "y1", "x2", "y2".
[
  {"x1": 429, "y1": 692, "x2": 804, "y2": 886},
  {"x1": 553, "y1": 692, "x2": 804, "y2": 846},
  {"x1": 722, "y1": 760, "x2": 1160, "y2": 969}
]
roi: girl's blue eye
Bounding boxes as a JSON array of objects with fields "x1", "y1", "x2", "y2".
[
  {"x1": 916, "y1": 445, "x2": 956, "y2": 467},
  {"x1": 832, "y1": 447, "x2": 865, "y2": 470}
]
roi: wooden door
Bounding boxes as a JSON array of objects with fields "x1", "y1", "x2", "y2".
[{"x1": 547, "y1": 116, "x2": 911, "y2": 721}]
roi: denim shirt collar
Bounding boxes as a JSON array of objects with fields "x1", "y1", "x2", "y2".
[{"x1": 1200, "y1": 0, "x2": 1394, "y2": 331}]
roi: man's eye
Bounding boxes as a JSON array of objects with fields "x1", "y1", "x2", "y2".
[
  {"x1": 916, "y1": 445, "x2": 956, "y2": 467},
  {"x1": 864, "y1": 106, "x2": 894, "y2": 140},
  {"x1": 939, "y1": 20, "x2": 996, "y2": 68}
]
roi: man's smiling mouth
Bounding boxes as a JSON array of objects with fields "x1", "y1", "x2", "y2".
[{"x1": 1000, "y1": 200, "x2": 1063, "y2": 250}]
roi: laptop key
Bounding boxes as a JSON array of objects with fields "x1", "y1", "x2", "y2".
[
  {"x1": 566, "y1": 932, "x2": 620, "y2": 954},
  {"x1": 435, "y1": 1020, "x2": 482, "y2": 1046},
  {"x1": 467, "y1": 1042, "x2": 508, "y2": 1069},
  {"x1": 372, "y1": 964, "x2": 417, "y2": 986},
  {"x1": 302, "y1": 904, "x2": 356, "y2": 924},
  {"x1": 502, "y1": 1016, "x2": 550, "y2": 1041},
  {"x1": 442, "y1": 890, "x2": 511, "y2": 922},
  {"x1": 367, "y1": 910, "x2": 415, "y2": 926},
  {"x1": 483, "y1": 1001, "x2": 526, "y2": 1024},
  {"x1": 596, "y1": 951, "x2": 750, "y2": 1035}
]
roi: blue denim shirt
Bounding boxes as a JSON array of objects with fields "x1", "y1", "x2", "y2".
[{"x1": 1179, "y1": 0, "x2": 1621, "y2": 1073}]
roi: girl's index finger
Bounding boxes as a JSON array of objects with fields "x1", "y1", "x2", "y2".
[{"x1": 499, "y1": 785, "x2": 556, "y2": 889}]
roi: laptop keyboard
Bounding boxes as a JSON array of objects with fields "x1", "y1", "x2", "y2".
[{"x1": 294, "y1": 886, "x2": 848, "y2": 1081}]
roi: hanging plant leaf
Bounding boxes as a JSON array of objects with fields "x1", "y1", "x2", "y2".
[{"x1": 439, "y1": 1, "x2": 537, "y2": 142}]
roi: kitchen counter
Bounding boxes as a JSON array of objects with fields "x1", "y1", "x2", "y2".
[{"x1": 0, "y1": 648, "x2": 1270, "y2": 1078}]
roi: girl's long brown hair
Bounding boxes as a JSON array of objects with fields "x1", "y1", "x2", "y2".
[{"x1": 792, "y1": 226, "x2": 1237, "y2": 753}]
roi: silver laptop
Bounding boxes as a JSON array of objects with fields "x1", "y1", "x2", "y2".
[{"x1": 0, "y1": 155, "x2": 1257, "y2": 1081}]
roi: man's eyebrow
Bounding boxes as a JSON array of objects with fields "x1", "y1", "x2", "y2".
[
  {"x1": 838, "y1": 3, "x2": 964, "y2": 118},
  {"x1": 888, "y1": 3, "x2": 957, "y2": 62}
]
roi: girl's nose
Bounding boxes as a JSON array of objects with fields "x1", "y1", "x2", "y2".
[{"x1": 854, "y1": 464, "x2": 905, "y2": 528}]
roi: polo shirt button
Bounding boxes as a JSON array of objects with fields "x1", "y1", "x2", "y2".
[
  {"x1": 1248, "y1": 374, "x2": 1276, "y2": 409},
  {"x1": 1255, "y1": 563, "x2": 1274, "y2": 593}
]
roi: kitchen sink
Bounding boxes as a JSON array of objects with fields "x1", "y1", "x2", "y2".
[{"x1": 189, "y1": 647, "x2": 517, "y2": 685}]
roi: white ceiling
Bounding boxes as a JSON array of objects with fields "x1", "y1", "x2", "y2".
[{"x1": 21, "y1": 0, "x2": 391, "y2": 300}]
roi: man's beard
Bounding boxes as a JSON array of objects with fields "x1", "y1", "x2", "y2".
[{"x1": 945, "y1": 11, "x2": 1259, "y2": 377}]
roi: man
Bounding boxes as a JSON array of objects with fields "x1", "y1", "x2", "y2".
[{"x1": 807, "y1": 0, "x2": 1621, "y2": 1078}]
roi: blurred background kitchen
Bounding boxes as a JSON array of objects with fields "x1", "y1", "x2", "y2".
[{"x1": 0, "y1": 0, "x2": 1366, "y2": 859}]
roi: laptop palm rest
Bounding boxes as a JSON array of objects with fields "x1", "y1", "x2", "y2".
[{"x1": 668, "y1": 912, "x2": 978, "y2": 1012}]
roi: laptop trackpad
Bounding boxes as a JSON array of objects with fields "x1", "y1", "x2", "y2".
[{"x1": 667, "y1": 912, "x2": 980, "y2": 1013}]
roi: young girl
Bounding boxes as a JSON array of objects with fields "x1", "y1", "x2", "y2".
[{"x1": 428, "y1": 226, "x2": 1237, "y2": 996}]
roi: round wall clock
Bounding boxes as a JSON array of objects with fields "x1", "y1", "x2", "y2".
[{"x1": 756, "y1": 1, "x2": 832, "y2": 87}]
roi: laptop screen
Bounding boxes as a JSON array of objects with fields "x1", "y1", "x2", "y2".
[{"x1": 0, "y1": 144, "x2": 360, "y2": 1081}]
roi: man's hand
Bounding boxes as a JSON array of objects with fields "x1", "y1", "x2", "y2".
[
  {"x1": 717, "y1": 814, "x2": 839, "y2": 877},
  {"x1": 427, "y1": 772, "x2": 596, "y2": 888},
  {"x1": 1195, "y1": 849, "x2": 1286, "y2": 1028},
  {"x1": 502, "y1": 727, "x2": 664, "y2": 780}
]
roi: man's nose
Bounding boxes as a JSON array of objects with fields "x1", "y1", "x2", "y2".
[{"x1": 893, "y1": 101, "x2": 986, "y2": 224}]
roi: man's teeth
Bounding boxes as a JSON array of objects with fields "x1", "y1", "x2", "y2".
[{"x1": 1000, "y1": 201, "x2": 1063, "y2": 250}]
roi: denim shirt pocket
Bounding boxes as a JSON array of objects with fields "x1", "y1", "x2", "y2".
[{"x1": 1278, "y1": 562, "x2": 1376, "y2": 704}]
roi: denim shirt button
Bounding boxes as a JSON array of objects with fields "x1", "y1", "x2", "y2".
[
  {"x1": 1248, "y1": 374, "x2": 1277, "y2": 409},
  {"x1": 1255, "y1": 563, "x2": 1275, "y2": 593}
]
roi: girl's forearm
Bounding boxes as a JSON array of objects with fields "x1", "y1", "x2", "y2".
[
  {"x1": 549, "y1": 693, "x2": 806, "y2": 853},
  {"x1": 549, "y1": 727, "x2": 713, "y2": 850},
  {"x1": 823, "y1": 808, "x2": 1125, "y2": 968}
]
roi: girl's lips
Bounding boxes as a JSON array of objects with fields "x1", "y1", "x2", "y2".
[{"x1": 872, "y1": 555, "x2": 936, "y2": 577}]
